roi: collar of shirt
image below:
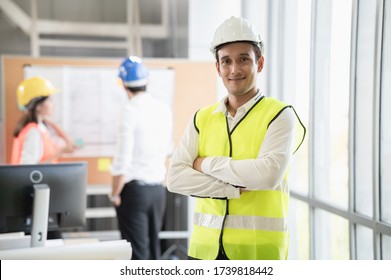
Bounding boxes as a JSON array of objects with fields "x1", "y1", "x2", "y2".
[
  {"x1": 213, "y1": 89, "x2": 263, "y2": 117},
  {"x1": 127, "y1": 92, "x2": 148, "y2": 104}
]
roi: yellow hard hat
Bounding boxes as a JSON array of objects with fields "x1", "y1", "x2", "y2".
[{"x1": 16, "y1": 76, "x2": 59, "y2": 110}]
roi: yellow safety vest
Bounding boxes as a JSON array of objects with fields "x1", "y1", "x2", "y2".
[{"x1": 188, "y1": 96, "x2": 305, "y2": 260}]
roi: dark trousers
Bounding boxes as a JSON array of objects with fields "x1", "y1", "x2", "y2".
[{"x1": 115, "y1": 180, "x2": 166, "y2": 260}]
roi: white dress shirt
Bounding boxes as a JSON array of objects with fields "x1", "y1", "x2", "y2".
[
  {"x1": 167, "y1": 91, "x2": 296, "y2": 199},
  {"x1": 110, "y1": 93, "x2": 173, "y2": 184}
]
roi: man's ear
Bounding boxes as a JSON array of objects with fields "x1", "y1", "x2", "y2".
[{"x1": 257, "y1": 56, "x2": 264, "y2": 73}]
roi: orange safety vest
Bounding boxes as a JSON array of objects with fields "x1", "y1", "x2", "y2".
[{"x1": 10, "y1": 122, "x2": 58, "y2": 164}]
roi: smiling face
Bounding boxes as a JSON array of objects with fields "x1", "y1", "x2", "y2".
[{"x1": 216, "y1": 42, "x2": 264, "y2": 100}]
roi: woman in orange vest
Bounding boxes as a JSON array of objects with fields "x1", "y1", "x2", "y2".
[{"x1": 11, "y1": 76, "x2": 77, "y2": 164}]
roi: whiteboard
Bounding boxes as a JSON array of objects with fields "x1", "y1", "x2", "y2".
[{"x1": 24, "y1": 65, "x2": 175, "y2": 157}]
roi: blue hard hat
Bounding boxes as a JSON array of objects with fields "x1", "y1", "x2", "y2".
[{"x1": 118, "y1": 56, "x2": 148, "y2": 87}]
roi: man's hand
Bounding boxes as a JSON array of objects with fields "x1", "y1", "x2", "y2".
[
  {"x1": 193, "y1": 157, "x2": 248, "y2": 195},
  {"x1": 193, "y1": 157, "x2": 205, "y2": 172},
  {"x1": 109, "y1": 195, "x2": 121, "y2": 207},
  {"x1": 111, "y1": 175, "x2": 125, "y2": 207}
]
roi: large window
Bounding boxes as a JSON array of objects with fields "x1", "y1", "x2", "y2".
[
  {"x1": 274, "y1": 0, "x2": 391, "y2": 259},
  {"x1": 380, "y1": 0, "x2": 391, "y2": 260},
  {"x1": 354, "y1": 0, "x2": 378, "y2": 219},
  {"x1": 380, "y1": 0, "x2": 391, "y2": 227},
  {"x1": 287, "y1": 0, "x2": 311, "y2": 260}
]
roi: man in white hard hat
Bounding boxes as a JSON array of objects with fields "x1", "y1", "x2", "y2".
[{"x1": 167, "y1": 16, "x2": 306, "y2": 260}]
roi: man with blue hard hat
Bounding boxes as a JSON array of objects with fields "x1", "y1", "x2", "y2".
[{"x1": 110, "y1": 56, "x2": 173, "y2": 260}]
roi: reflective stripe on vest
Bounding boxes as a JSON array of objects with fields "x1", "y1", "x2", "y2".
[
  {"x1": 189, "y1": 97, "x2": 293, "y2": 260},
  {"x1": 193, "y1": 212, "x2": 287, "y2": 232}
]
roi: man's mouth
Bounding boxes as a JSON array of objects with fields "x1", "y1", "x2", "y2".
[{"x1": 229, "y1": 76, "x2": 245, "y2": 81}]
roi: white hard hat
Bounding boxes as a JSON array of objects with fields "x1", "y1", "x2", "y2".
[{"x1": 210, "y1": 16, "x2": 264, "y2": 55}]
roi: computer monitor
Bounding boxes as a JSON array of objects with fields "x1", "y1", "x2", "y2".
[{"x1": 0, "y1": 162, "x2": 88, "y2": 246}]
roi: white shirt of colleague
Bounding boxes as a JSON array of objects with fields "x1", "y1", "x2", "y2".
[{"x1": 110, "y1": 93, "x2": 173, "y2": 184}]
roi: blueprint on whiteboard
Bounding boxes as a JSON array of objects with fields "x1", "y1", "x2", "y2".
[{"x1": 24, "y1": 65, "x2": 175, "y2": 157}]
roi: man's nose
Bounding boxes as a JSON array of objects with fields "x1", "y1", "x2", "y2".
[{"x1": 230, "y1": 62, "x2": 241, "y2": 75}]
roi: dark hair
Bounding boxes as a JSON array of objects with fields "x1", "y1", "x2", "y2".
[
  {"x1": 126, "y1": 85, "x2": 147, "y2": 93},
  {"x1": 214, "y1": 41, "x2": 263, "y2": 62},
  {"x1": 13, "y1": 96, "x2": 48, "y2": 137}
]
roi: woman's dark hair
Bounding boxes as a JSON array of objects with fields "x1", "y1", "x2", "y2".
[{"x1": 13, "y1": 96, "x2": 48, "y2": 137}]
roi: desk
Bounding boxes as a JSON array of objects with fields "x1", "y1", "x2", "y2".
[
  {"x1": 0, "y1": 232, "x2": 31, "y2": 250},
  {"x1": 0, "y1": 234, "x2": 132, "y2": 260},
  {"x1": 0, "y1": 239, "x2": 132, "y2": 260}
]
